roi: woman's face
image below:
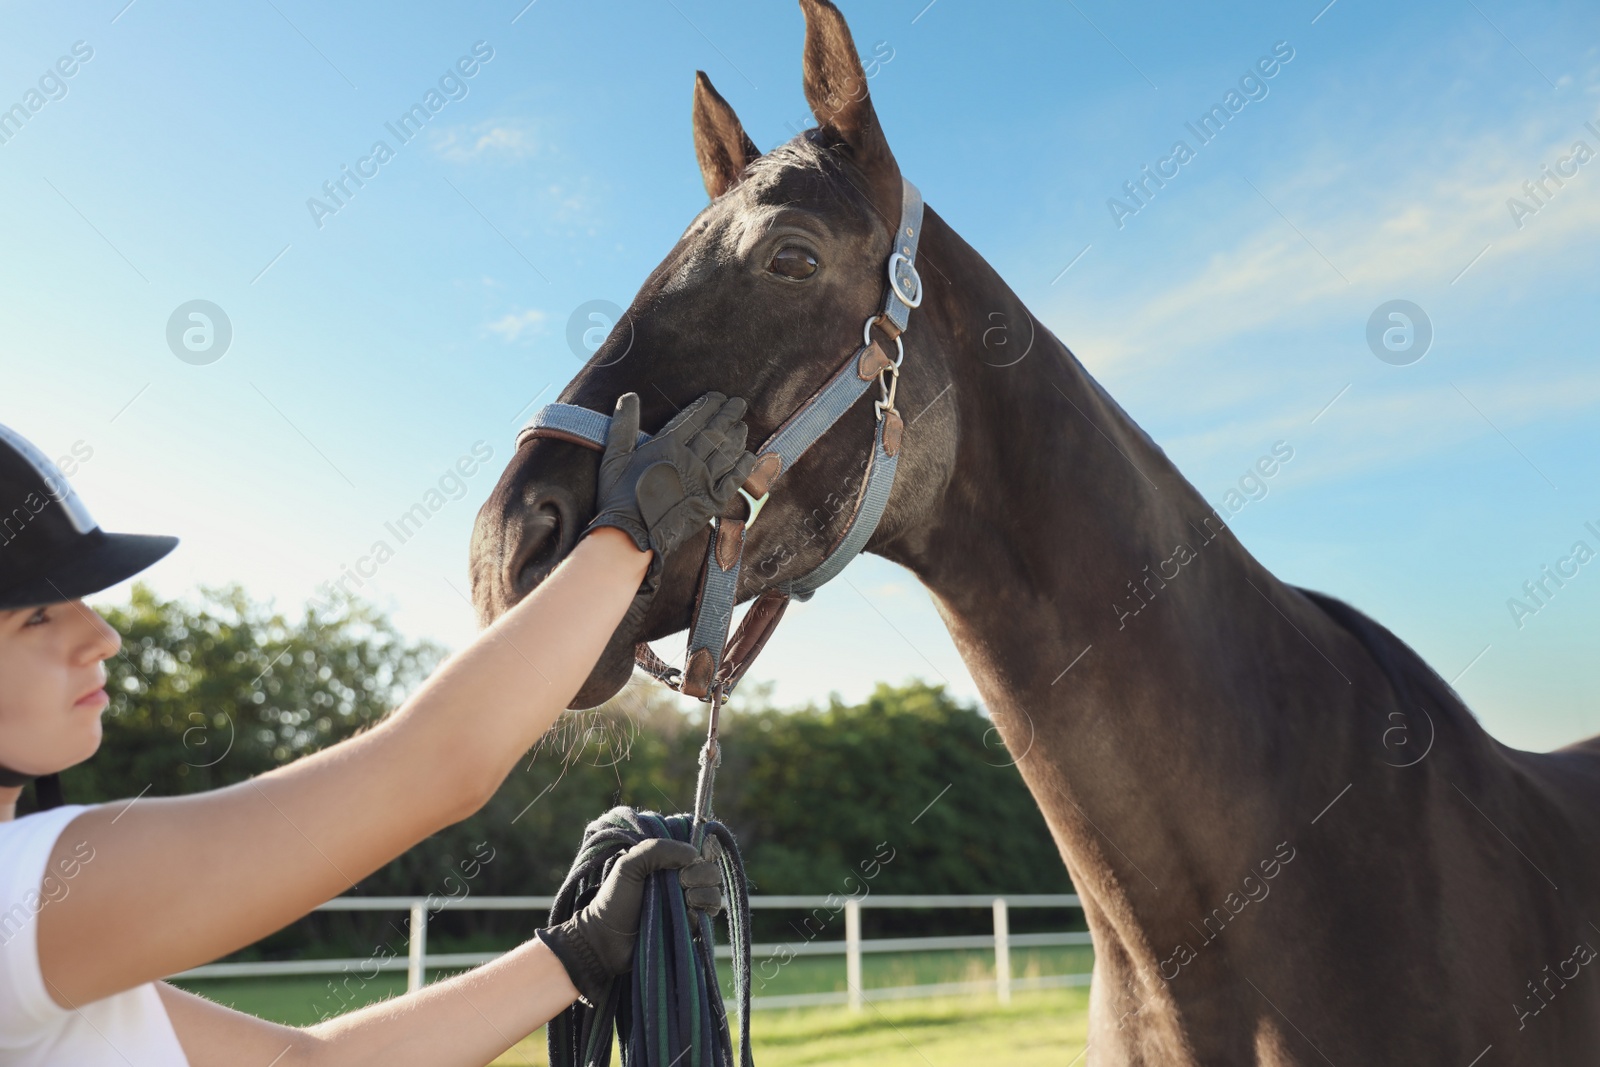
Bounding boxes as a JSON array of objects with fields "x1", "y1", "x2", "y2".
[{"x1": 0, "y1": 599, "x2": 120, "y2": 778}]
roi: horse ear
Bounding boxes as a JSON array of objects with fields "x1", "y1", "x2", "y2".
[
  {"x1": 692, "y1": 71, "x2": 761, "y2": 200},
  {"x1": 798, "y1": 0, "x2": 901, "y2": 232}
]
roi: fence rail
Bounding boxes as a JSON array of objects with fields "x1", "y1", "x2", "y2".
[{"x1": 173, "y1": 893, "x2": 1091, "y2": 1012}]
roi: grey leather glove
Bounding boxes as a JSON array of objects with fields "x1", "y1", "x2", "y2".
[
  {"x1": 538, "y1": 838, "x2": 724, "y2": 1006},
  {"x1": 584, "y1": 391, "x2": 757, "y2": 570}
]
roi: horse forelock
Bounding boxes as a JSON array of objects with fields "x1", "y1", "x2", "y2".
[{"x1": 740, "y1": 133, "x2": 877, "y2": 217}]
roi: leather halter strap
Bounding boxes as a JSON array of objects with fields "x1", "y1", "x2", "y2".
[{"x1": 518, "y1": 176, "x2": 925, "y2": 701}]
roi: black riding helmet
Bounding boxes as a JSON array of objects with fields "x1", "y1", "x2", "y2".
[{"x1": 0, "y1": 422, "x2": 177, "y2": 806}]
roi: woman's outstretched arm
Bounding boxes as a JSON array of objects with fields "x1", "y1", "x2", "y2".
[
  {"x1": 157, "y1": 835, "x2": 721, "y2": 1067},
  {"x1": 36, "y1": 391, "x2": 752, "y2": 1009},
  {"x1": 38, "y1": 527, "x2": 650, "y2": 1008},
  {"x1": 156, "y1": 938, "x2": 580, "y2": 1067}
]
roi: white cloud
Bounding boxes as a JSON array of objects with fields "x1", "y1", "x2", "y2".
[
  {"x1": 485, "y1": 308, "x2": 550, "y2": 343},
  {"x1": 1058, "y1": 104, "x2": 1600, "y2": 373},
  {"x1": 1162, "y1": 369, "x2": 1600, "y2": 493},
  {"x1": 431, "y1": 120, "x2": 540, "y2": 162},
  {"x1": 1030, "y1": 67, "x2": 1600, "y2": 495}
]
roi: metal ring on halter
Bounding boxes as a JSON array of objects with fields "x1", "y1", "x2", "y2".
[
  {"x1": 861, "y1": 317, "x2": 906, "y2": 366},
  {"x1": 887, "y1": 252, "x2": 923, "y2": 309}
]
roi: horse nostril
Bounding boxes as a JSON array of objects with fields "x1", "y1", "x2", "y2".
[{"x1": 509, "y1": 498, "x2": 567, "y2": 597}]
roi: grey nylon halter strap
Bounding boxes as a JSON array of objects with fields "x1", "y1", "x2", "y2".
[{"x1": 518, "y1": 175, "x2": 925, "y2": 705}]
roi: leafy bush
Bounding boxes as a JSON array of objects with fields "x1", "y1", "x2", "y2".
[{"x1": 35, "y1": 584, "x2": 1068, "y2": 958}]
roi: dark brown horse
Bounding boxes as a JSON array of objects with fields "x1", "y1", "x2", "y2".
[{"x1": 470, "y1": 1, "x2": 1600, "y2": 1061}]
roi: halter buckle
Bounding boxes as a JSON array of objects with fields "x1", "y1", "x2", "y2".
[{"x1": 888, "y1": 252, "x2": 923, "y2": 309}]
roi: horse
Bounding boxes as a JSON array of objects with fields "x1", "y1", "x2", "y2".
[{"x1": 469, "y1": 1, "x2": 1600, "y2": 1061}]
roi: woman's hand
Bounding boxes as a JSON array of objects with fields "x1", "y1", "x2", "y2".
[
  {"x1": 536, "y1": 838, "x2": 724, "y2": 1006},
  {"x1": 586, "y1": 391, "x2": 757, "y2": 578}
]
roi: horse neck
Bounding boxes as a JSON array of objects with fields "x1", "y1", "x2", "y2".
[{"x1": 877, "y1": 208, "x2": 1367, "y2": 917}]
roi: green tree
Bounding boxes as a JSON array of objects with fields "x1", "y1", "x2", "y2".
[
  {"x1": 49, "y1": 583, "x2": 443, "y2": 806},
  {"x1": 36, "y1": 586, "x2": 1070, "y2": 959},
  {"x1": 716, "y1": 682, "x2": 1070, "y2": 898}
]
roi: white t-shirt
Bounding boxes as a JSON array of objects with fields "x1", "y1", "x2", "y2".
[{"x1": 0, "y1": 804, "x2": 189, "y2": 1066}]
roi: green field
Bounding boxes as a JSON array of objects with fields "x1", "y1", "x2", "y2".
[
  {"x1": 493, "y1": 989, "x2": 1090, "y2": 1066},
  {"x1": 173, "y1": 946, "x2": 1094, "y2": 1063}
]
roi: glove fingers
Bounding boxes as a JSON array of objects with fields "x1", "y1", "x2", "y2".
[
  {"x1": 685, "y1": 886, "x2": 723, "y2": 914},
  {"x1": 689, "y1": 397, "x2": 748, "y2": 464},
  {"x1": 713, "y1": 453, "x2": 759, "y2": 506},
  {"x1": 679, "y1": 859, "x2": 722, "y2": 889},
  {"x1": 694, "y1": 419, "x2": 750, "y2": 472},
  {"x1": 724, "y1": 419, "x2": 751, "y2": 463},
  {"x1": 698, "y1": 395, "x2": 748, "y2": 444},
  {"x1": 657, "y1": 391, "x2": 724, "y2": 441},
  {"x1": 606, "y1": 393, "x2": 642, "y2": 458},
  {"x1": 619, "y1": 838, "x2": 703, "y2": 879},
  {"x1": 687, "y1": 432, "x2": 719, "y2": 464}
]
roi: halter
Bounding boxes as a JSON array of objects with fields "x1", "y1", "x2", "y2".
[{"x1": 518, "y1": 176, "x2": 925, "y2": 824}]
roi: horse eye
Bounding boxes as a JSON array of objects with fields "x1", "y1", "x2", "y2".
[{"x1": 768, "y1": 246, "x2": 818, "y2": 280}]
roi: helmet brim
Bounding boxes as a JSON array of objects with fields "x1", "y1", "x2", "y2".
[{"x1": 0, "y1": 530, "x2": 178, "y2": 611}]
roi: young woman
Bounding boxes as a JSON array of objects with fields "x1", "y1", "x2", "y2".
[{"x1": 0, "y1": 392, "x2": 757, "y2": 1067}]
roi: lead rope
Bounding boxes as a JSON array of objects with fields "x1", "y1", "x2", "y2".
[
  {"x1": 545, "y1": 701, "x2": 753, "y2": 1067},
  {"x1": 691, "y1": 690, "x2": 724, "y2": 844}
]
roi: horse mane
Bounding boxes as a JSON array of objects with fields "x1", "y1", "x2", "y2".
[{"x1": 1295, "y1": 585, "x2": 1479, "y2": 728}]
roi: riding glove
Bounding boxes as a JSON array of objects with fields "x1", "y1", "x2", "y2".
[
  {"x1": 537, "y1": 838, "x2": 725, "y2": 1007},
  {"x1": 585, "y1": 391, "x2": 756, "y2": 572}
]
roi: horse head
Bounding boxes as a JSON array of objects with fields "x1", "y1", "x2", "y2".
[{"x1": 469, "y1": 0, "x2": 961, "y2": 708}]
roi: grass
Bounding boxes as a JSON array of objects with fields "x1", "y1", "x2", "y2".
[
  {"x1": 490, "y1": 989, "x2": 1090, "y2": 1067},
  {"x1": 742, "y1": 944, "x2": 1093, "y2": 999},
  {"x1": 172, "y1": 947, "x2": 1095, "y2": 1064}
]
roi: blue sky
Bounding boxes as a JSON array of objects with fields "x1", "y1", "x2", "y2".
[{"x1": 3, "y1": 0, "x2": 1597, "y2": 751}]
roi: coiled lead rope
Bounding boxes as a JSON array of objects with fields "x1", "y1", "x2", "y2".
[{"x1": 547, "y1": 696, "x2": 753, "y2": 1067}]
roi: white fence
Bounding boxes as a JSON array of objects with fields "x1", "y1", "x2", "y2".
[{"x1": 174, "y1": 893, "x2": 1092, "y2": 1012}]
